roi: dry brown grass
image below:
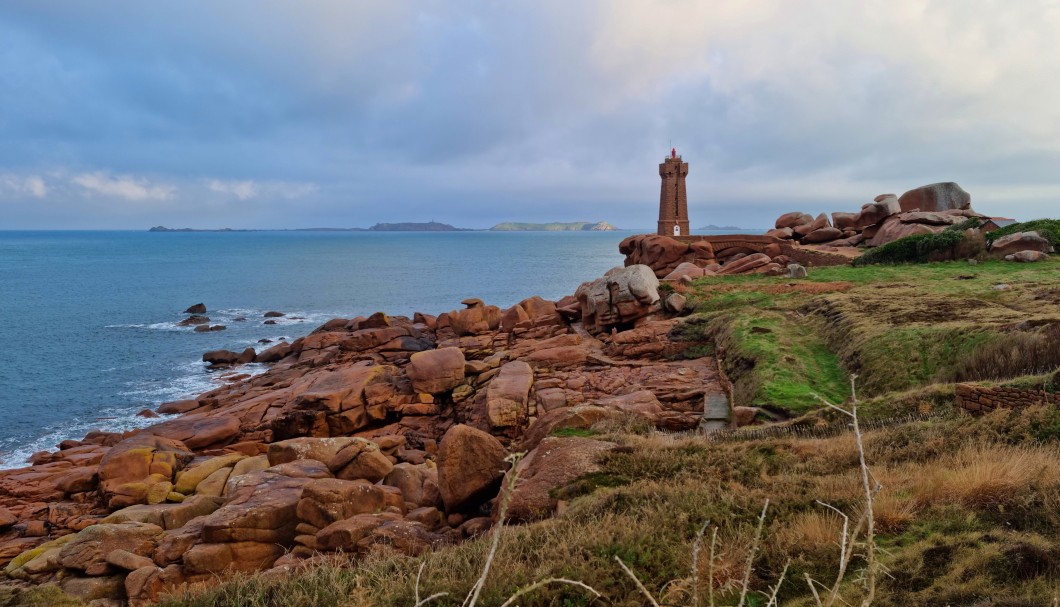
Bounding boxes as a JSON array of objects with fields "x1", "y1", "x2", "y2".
[
  {"x1": 774, "y1": 510, "x2": 845, "y2": 552},
  {"x1": 912, "y1": 443, "x2": 1060, "y2": 509},
  {"x1": 871, "y1": 493, "x2": 917, "y2": 534}
]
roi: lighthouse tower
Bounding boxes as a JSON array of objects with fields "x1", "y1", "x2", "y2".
[{"x1": 658, "y1": 148, "x2": 690, "y2": 237}]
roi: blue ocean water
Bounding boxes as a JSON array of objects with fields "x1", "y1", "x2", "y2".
[{"x1": 0, "y1": 230, "x2": 640, "y2": 467}]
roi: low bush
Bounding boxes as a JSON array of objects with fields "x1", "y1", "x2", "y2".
[
  {"x1": 986, "y1": 218, "x2": 1060, "y2": 248},
  {"x1": 1047, "y1": 369, "x2": 1060, "y2": 393},
  {"x1": 855, "y1": 229, "x2": 966, "y2": 266}
]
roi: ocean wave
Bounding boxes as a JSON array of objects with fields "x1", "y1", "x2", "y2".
[
  {"x1": 0, "y1": 406, "x2": 167, "y2": 470},
  {"x1": 0, "y1": 360, "x2": 270, "y2": 471}
]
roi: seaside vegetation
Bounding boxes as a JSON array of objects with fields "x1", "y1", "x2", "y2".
[
  {"x1": 852, "y1": 218, "x2": 980, "y2": 267},
  {"x1": 985, "y1": 218, "x2": 1060, "y2": 248},
  {"x1": 138, "y1": 256, "x2": 1060, "y2": 606}
]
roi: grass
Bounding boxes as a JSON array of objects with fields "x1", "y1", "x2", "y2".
[
  {"x1": 677, "y1": 257, "x2": 1060, "y2": 401},
  {"x1": 158, "y1": 406, "x2": 1060, "y2": 607}
]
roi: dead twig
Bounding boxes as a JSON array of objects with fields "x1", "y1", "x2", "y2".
[{"x1": 737, "y1": 499, "x2": 770, "y2": 607}]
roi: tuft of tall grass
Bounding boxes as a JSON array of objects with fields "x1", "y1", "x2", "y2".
[
  {"x1": 949, "y1": 325, "x2": 1060, "y2": 383},
  {"x1": 913, "y1": 444, "x2": 1060, "y2": 509}
]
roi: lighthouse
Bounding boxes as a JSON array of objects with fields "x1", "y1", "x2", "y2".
[{"x1": 657, "y1": 148, "x2": 690, "y2": 237}]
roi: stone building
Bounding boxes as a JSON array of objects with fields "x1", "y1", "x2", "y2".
[{"x1": 658, "y1": 149, "x2": 690, "y2": 237}]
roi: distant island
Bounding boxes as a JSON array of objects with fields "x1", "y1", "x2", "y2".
[
  {"x1": 150, "y1": 222, "x2": 470, "y2": 233},
  {"x1": 698, "y1": 224, "x2": 747, "y2": 231},
  {"x1": 489, "y1": 221, "x2": 616, "y2": 232}
]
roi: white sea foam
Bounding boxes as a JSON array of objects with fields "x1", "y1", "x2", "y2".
[
  {"x1": 0, "y1": 360, "x2": 270, "y2": 470},
  {"x1": 0, "y1": 407, "x2": 166, "y2": 470}
]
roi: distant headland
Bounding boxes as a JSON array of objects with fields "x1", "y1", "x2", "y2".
[
  {"x1": 149, "y1": 222, "x2": 471, "y2": 233},
  {"x1": 489, "y1": 221, "x2": 616, "y2": 231}
]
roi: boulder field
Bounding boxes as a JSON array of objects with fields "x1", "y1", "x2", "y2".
[
  {"x1": 0, "y1": 264, "x2": 728, "y2": 605},
  {"x1": 767, "y1": 182, "x2": 988, "y2": 250}
]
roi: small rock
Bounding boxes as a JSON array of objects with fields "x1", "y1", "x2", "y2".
[
  {"x1": 1005, "y1": 250, "x2": 1049, "y2": 263},
  {"x1": 264, "y1": 320, "x2": 277, "y2": 325},
  {"x1": 203, "y1": 350, "x2": 240, "y2": 365},
  {"x1": 264, "y1": 311, "x2": 285, "y2": 318},
  {"x1": 177, "y1": 315, "x2": 210, "y2": 327},
  {"x1": 787, "y1": 264, "x2": 808, "y2": 279},
  {"x1": 184, "y1": 303, "x2": 207, "y2": 314},
  {"x1": 664, "y1": 293, "x2": 687, "y2": 313},
  {"x1": 258, "y1": 338, "x2": 273, "y2": 344},
  {"x1": 136, "y1": 409, "x2": 160, "y2": 419}
]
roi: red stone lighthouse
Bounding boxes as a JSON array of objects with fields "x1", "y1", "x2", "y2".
[{"x1": 658, "y1": 148, "x2": 690, "y2": 237}]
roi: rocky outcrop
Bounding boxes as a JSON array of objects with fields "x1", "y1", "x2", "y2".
[
  {"x1": 504, "y1": 436, "x2": 617, "y2": 523},
  {"x1": 619, "y1": 234, "x2": 715, "y2": 278},
  {"x1": 576, "y1": 265, "x2": 661, "y2": 333},
  {"x1": 990, "y1": 231, "x2": 1054, "y2": 257},
  {"x1": 98, "y1": 436, "x2": 193, "y2": 509},
  {"x1": 406, "y1": 347, "x2": 466, "y2": 394},
  {"x1": 897, "y1": 182, "x2": 971, "y2": 213},
  {"x1": 767, "y1": 182, "x2": 984, "y2": 250},
  {"x1": 437, "y1": 425, "x2": 506, "y2": 513},
  {"x1": 0, "y1": 260, "x2": 730, "y2": 604}
]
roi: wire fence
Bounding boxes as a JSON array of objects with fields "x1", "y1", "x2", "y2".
[{"x1": 656, "y1": 411, "x2": 954, "y2": 443}]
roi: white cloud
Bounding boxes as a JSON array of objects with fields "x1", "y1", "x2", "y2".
[
  {"x1": 0, "y1": 174, "x2": 47, "y2": 198},
  {"x1": 72, "y1": 172, "x2": 175, "y2": 201},
  {"x1": 207, "y1": 178, "x2": 317, "y2": 200},
  {"x1": 207, "y1": 179, "x2": 257, "y2": 200}
]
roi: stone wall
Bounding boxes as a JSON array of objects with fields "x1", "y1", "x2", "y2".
[{"x1": 955, "y1": 383, "x2": 1060, "y2": 413}]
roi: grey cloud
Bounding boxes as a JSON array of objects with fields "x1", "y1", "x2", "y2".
[{"x1": 1, "y1": 1, "x2": 1059, "y2": 229}]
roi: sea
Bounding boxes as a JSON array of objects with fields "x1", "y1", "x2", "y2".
[{"x1": 0, "y1": 229, "x2": 751, "y2": 469}]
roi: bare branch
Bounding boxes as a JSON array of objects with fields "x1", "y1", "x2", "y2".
[
  {"x1": 847, "y1": 376, "x2": 878, "y2": 607},
  {"x1": 614, "y1": 555, "x2": 661, "y2": 607},
  {"x1": 498, "y1": 578, "x2": 601, "y2": 607},
  {"x1": 414, "y1": 592, "x2": 449, "y2": 607},
  {"x1": 738, "y1": 499, "x2": 770, "y2": 607},
  {"x1": 812, "y1": 392, "x2": 853, "y2": 418},
  {"x1": 691, "y1": 520, "x2": 710, "y2": 607},
  {"x1": 462, "y1": 452, "x2": 525, "y2": 607},
  {"x1": 764, "y1": 559, "x2": 791, "y2": 607},
  {"x1": 415, "y1": 562, "x2": 425, "y2": 605},
  {"x1": 805, "y1": 573, "x2": 824, "y2": 607},
  {"x1": 708, "y1": 526, "x2": 718, "y2": 607}
]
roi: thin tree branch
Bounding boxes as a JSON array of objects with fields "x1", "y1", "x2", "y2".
[
  {"x1": 738, "y1": 499, "x2": 770, "y2": 607},
  {"x1": 614, "y1": 555, "x2": 661, "y2": 607},
  {"x1": 498, "y1": 578, "x2": 601, "y2": 607},
  {"x1": 691, "y1": 520, "x2": 710, "y2": 607},
  {"x1": 764, "y1": 559, "x2": 791, "y2": 607}
]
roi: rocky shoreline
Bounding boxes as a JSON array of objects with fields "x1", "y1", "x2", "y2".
[{"x1": 0, "y1": 261, "x2": 733, "y2": 605}]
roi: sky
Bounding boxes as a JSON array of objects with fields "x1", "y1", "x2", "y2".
[{"x1": 2, "y1": 1, "x2": 1059, "y2": 230}]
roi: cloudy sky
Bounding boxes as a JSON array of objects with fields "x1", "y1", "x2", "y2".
[{"x1": 2, "y1": 1, "x2": 1059, "y2": 230}]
